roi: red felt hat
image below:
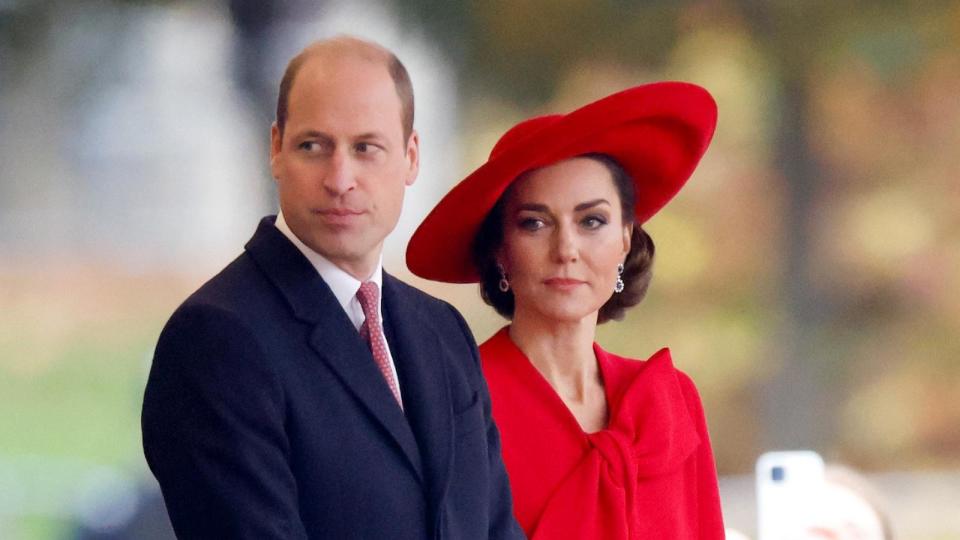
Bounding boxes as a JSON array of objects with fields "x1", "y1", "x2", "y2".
[{"x1": 406, "y1": 81, "x2": 717, "y2": 283}]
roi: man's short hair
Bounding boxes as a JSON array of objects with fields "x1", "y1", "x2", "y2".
[{"x1": 275, "y1": 36, "x2": 415, "y2": 143}]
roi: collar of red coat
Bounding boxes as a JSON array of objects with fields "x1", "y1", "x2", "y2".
[{"x1": 484, "y1": 326, "x2": 701, "y2": 479}]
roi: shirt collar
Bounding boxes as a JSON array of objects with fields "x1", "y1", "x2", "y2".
[{"x1": 274, "y1": 211, "x2": 383, "y2": 314}]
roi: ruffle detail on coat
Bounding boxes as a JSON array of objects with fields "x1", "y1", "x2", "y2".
[{"x1": 529, "y1": 347, "x2": 701, "y2": 539}]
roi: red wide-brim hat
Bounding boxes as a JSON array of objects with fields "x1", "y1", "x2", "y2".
[{"x1": 406, "y1": 81, "x2": 717, "y2": 284}]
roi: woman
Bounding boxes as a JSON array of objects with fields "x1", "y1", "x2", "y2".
[{"x1": 407, "y1": 82, "x2": 724, "y2": 539}]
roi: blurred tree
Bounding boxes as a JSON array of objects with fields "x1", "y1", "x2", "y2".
[
  {"x1": 731, "y1": 0, "x2": 956, "y2": 454},
  {"x1": 397, "y1": 0, "x2": 684, "y2": 105}
]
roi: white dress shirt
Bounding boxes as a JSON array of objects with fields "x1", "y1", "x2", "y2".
[{"x1": 274, "y1": 211, "x2": 403, "y2": 404}]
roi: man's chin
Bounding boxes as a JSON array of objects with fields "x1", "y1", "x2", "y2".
[{"x1": 310, "y1": 236, "x2": 382, "y2": 268}]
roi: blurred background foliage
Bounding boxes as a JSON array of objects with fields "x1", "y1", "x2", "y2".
[{"x1": 2, "y1": 0, "x2": 959, "y2": 538}]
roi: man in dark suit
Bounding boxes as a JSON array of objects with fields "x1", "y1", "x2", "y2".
[{"x1": 141, "y1": 36, "x2": 524, "y2": 539}]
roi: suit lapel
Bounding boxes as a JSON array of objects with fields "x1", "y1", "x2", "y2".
[
  {"x1": 244, "y1": 217, "x2": 424, "y2": 483},
  {"x1": 306, "y1": 313, "x2": 425, "y2": 483},
  {"x1": 382, "y1": 273, "x2": 454, "y2": 515}
]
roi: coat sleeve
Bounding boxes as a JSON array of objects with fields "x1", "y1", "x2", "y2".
[
  {"x1": 141, "y1": 304, "x2": 309, "y2": 539},
  {"x1": 676, "y1": 371, "x2": 726, "y2": 538},
  {"x1": 447, "y1": 305, "x2": 526, "y2": 539}
]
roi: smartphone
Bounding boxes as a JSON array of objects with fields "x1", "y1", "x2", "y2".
[{"x1": 756, "y1": 450, "x2": 825, "y2": 540}]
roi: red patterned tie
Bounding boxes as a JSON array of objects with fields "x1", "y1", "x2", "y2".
[{"x1": 356, "y1": 281, "x2": 403, "y2": 409}]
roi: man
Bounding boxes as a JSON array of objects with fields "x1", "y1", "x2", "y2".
[{"x1": 142, "y1": 36, "x2": 523, "y2": 539}]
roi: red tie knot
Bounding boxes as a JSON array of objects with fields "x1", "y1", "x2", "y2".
[{"x1": 356, "y1": 281, "x2": 380, "y2": 323}]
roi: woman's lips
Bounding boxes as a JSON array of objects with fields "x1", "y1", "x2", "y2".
[{"x1": 543, "y1": 277, "x2": 586, "y2": 289}]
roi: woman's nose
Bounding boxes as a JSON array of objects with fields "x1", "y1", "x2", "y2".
[{"x1": 552, "y1": 224, "x2": 578, "y2": 263}]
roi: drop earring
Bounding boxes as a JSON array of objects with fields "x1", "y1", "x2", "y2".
[
  {"x1": 614, "y1": 263, "x2": 625, "y2": 293},
  {"x1": 497, "y1": 263, "x2": 510, "y2": 293}
]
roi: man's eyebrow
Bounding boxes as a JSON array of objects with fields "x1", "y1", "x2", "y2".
[
  {"x1": 292, "y1": 130, "x2": 333, "y2": 142},
  {"x1": 354, "y1": 131, "x2": 389, "y2": 141},
  {"x1": 574, "y1": 199, "x2": 610, "y2": 211}
]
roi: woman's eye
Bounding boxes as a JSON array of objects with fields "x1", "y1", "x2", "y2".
[
  {"x1": 581, "y1": 215, "x2": 608, "y2": 229},
  {"x1": 519, "y1": 218, "x2": 545, "y2": 231}
]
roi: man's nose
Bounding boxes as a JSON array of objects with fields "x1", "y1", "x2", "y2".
[{"x1": 322, "y1": 150, "x2": 357, "y2": 195}]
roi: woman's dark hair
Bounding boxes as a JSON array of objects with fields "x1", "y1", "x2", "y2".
[{"x1": 471, "y1": 153, "x2": 655, "y2": 323}]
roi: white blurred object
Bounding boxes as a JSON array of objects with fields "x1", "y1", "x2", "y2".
[
  {"x1": 726, "y1": 528, "x2": 752, "y2": 540},
  {"x1": 756, "y1": 451, "x2": 890, "y2": 540},
  {"x1": 756, "y1": 450, "x2": 826, "y2": 540}
]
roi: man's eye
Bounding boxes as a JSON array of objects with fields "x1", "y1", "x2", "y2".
[
  {"x1": 299, "y1": 141, "x2": 320, "y2": 152},
  {"x1": 356, "y1": 142, "x2": 381, "y2": 154}
]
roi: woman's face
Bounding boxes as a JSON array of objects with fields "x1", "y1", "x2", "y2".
[{"x1": 499, "y1": 157, "x2": 632, "y2": 324}]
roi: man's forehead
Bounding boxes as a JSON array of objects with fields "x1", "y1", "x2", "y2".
[
  {"x1": 292, "y1": 41, "x2": 393, "y2": 91},
  {"x1": 292, "y1": 55, "x2": 394, "y2": 102},
  {"x1": 284, "y1": 62, "x2": 403, "y2": 137}
]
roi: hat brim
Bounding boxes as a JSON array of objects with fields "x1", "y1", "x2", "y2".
[{"x1": 406, "y1": 81, "x2": 717, "y2": 284}]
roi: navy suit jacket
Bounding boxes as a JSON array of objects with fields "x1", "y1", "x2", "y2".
[{"x1": 142, "y1": 217, "x2": 524, "y2": 539}]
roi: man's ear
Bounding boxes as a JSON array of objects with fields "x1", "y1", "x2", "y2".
[
  {"x1": 404, "y1": 129, "x2": 420, "y2": 187},
  {"x1": 269, "y1": 122, "x2": 282, "y2": 180}
]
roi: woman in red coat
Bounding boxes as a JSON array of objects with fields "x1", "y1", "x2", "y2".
[{"x1": 407, "y1": 82, "x2": 724, "y2": 539}]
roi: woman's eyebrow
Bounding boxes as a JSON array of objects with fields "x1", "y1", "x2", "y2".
[
  {"x1": 574, "y1": 199, "x2": 610, "y2": 211},
  {"x1": 514, "y1": 199, "x2": 611, "y2": 213},
  {"x1": 515, "y1": 203, "x2": 550, "y2": 213}
]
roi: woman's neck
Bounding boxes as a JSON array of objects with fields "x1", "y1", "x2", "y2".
[{"x1": 509, "y1": 310, "x2": 600, "y2": 403}]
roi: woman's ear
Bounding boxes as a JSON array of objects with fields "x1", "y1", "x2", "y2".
[{"x1": 622, "y1": 223, "x2": 633, "y2": 257}]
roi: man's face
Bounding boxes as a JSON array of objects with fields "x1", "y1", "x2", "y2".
[{"x1": 270, "y1": 54, "x2": 418, "y2": 279}]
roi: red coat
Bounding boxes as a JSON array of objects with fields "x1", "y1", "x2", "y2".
[{"x1": 480, "y1": 327, "x2": 725, "y2": 539}]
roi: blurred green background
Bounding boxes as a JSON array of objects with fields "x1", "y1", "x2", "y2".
[{"x1": 2, "y1": 0, "x2": 959, "y2": 538}]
